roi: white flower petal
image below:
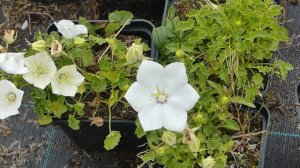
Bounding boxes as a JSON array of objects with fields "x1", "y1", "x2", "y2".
[
  {"x1": 23, "y1": 51, "x2": 57, "y2": 89},
  {"x1": 137, "y1": 60, "x2": 164, "y2": 91},
  {"x1": 0, "y1": 80, "x2": 23, "y2": 120},
  {"x1": 0, "y1": 53, "x2": 29, "y2": 74},
  {"x1": 138, "y1": 104, "x2": 163, "y2": 131},
  {"x1": 162, "y1": 104, "x2": 187, "y2": 132},
  {"x1": 51, "y1": 65, "x2": 84, "y2": 97},
  {"x1": 125, "y1": 82, "x2": 155, "y2": 112},
  {"x1": 164, "y1": 62, "x2": 188, "y2": 92},
  {"x1": 55, "y1": 20, "x2": 88, "y2": 39},
  {"x1": 74, "y1": 24, "x2": 88, "y2": 35},
  {"x1": 168, "y1": 84, "x2": 200, "y2": 111}
]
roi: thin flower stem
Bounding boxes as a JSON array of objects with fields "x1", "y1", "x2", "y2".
[
  {"x1": 108, "y1": 106, "x2": 112, "y2": 133},
  {"x1": 97, "y1": 19, "x2": 131, "y2": 64},
  {"x1": 231, "y1": 130, "x2": 267, "y2": 139}
]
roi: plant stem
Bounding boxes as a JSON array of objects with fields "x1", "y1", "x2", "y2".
[
  {"x1": 97, "y1": 19, "x2": 131, "y2": 63},
  {"x1": 108, "y1": 106, "x2": 112, "y2": 133},
  {"x1": 231, "y1": 130, "x2": 267, "y2": 139}
]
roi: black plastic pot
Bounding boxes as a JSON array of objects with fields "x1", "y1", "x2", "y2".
[
  {"x1": 46, "y1": 19, "x2": 158, "y2": 60},
  {"x1": 252, "y1": 103, "x2": 270, "y2": 168},
  {"x1": 46, "y1": 19, "x2": 156, "y2": 152},
  {"x1": 295, "y1": 81, "x2": 300, "y2": 119},
  {"x1": 52, "y1": 120, "x2": 146, "y2": 152}
]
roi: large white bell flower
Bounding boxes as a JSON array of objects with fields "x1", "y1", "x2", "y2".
[
  {"x1": 125, "y1": 60, "x2": 200, "y2": 132},
  {"x1": 23, "y1": 51, "x2": 57, "y2": 89},
  {"x1": 0, "y1": 53, "x2": 29, "y2": 74},
  {"x1": 0, "y1": 80, "x2": 24, "y2": 120},
  {"x1": 51, "y1": 65, "x2": 85, "y2": 97},
  {"x1": 54, "y1": 20, "x2": 88, "y2": 39}
]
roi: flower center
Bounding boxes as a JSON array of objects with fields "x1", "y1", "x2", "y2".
[
  {"x1": 59, "y1": 72, "x2": 71, "y2": 84},
  {"x1": 152, "y1": 86, "x2": 168, "y2": 103},
  {"x1": 7, "y1": 92, "x2": 16, "y2": 103},
  {"x1": 33, "y1": 62, "x2": 48, "y2": 75}
]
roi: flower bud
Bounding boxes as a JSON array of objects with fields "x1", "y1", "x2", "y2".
[
  {"x1": 188, "y1": 138, "x2": 200, "y2": 153},
  {"x1": 162, "y1": 131, "x2": 177, "y2": 146},
  {"x1": 235, "y1": 20, "x2": 242, "y2": 27},
  {"x1": 32, "y1": 40, "x2": 47, "y2": 51},
  {"x1": 175, "y1": 50, "x2": 186, "y2": 58},
  {"x1": 3, "y1": 29, "x2": 17, "y2": 44},
  {"x1": 125, "y1": 43, "x2": 144, "y2": 63},
  {"x1": 182, "y1": 127, "x2": 197, "y2": 144},
  {"x1": 0, "y1": 45, "x2": 7, "y2": 53},
  {"x1": 202, "y1": 156, "x2": 215, "y2": 168},
  {"x1": 220, "y1": 96, "x2": 229, "y2": 105},
  {"x1": 193, "y1": 113, "x2": 205, "y2": 124},
  {"x1": 155, "y1": 146, "x2": 166, "y2": 156},
  {"x1": 50, "y1": 40, "x2": 63, "y2": 57},
  {"x1": 74, "y1": 37, "x2": 85, "y2": 46}
]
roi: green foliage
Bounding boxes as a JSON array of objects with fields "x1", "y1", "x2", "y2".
[
  {"x1": 143, "y1": 0, "x2": 293, "y2": 167},
  {"x1": 68, "y1": 114, "x2": 80, "y2": 130},
  {"x1": 104, "y1": 131, "x2": 121, "y2": 150}
]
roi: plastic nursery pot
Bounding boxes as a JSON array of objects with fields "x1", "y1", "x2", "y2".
[
  {"x1": 243, "y1": 103, "x2": 270, "y2": 168},
  {"x1": 46, "y1": 19, "x2": 158, "y2": 60},
  {"x1": 46, "y1": 19, "x2": 156, "y2": 152},
  {"x1": 52, "y1": 120, "x2": 146, "y2": 152},
  {"x1": 295, "y1": 80, "x2": 300, "y2": 119}
]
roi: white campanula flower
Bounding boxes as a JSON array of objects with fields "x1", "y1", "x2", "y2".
[
  {"x1": 23, "y1": 51, "x2": 57, "y2": 89},
  {"x1": 125, "y1": 60, "x2": 200, "y2": 132},
  {"x1": 0, "y1": 80, "x2": 24, "y2": 120},
  {"x1": 0, "y1": 53, "x2": 29, "y2": 74},
  {"x1": 51, "y1": 65, "x2": 85, "y2": 97},
  {"x1": 54, "y1": 20, "x2": 88, "y2": 39}
]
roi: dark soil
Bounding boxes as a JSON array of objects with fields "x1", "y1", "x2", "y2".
[{"x1": 227, "y1": 105, "x2": 265, "y2": 168}]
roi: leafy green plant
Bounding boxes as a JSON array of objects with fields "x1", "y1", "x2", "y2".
[{"x1": 137, "y1": 0, "x2": 293, "y2": 167}]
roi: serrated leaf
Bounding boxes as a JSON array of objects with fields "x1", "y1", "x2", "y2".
[
  {"x1": 109, "y1": 10, "x2": 133, "y2": 25},
  {"x1": 106, "y1": 38, "x2": 126, "y2": 56},
  {"x1": 105, "y1": 22, "x2": 121, "y2": 37},
  {"x1": 74, "y1": 102, "x2": 85, "y2": 116},
  {"x1": 104, "y1": 131, "x2": 121, "y2": 150},
  {"x1": 89, "y1": 35, "x2": 106, "y2": 45},
  {"x1": 102, "y1": 71, "x2": 120, "y2": 83},
  {"x1": 252, "y1": 73, "x2": 264, "y2": 88},
  {"x1": 38, "y1": 114, "x2": 52, "y2": 125},
  {"x1": 47, "y1": 101, "x2": 67, "y2": 118},
  {"x1": 141, "y1": 151, "x2": 156, "y2": 162},
  {"x1": 229, "y1": 96, "x2": 256, "y2": 108},
  {"x1": 81, "y1": 49, "x2": 94, "y2": 67},
  {"x1": 68, "y1": 115, "x2": 80, "y2": 130},
  {"x1": 108, "y1": 90, "x2": 119, "y2": 107},
  {"x1": 91, "y1": 77, "x2": 107, "y2": 93},
  {"x1": 222, "y1": 120, "x2": 240, "y2": 131},
  {"x1": 274, "y1": 60, "x2": 293, "y2": 79}
]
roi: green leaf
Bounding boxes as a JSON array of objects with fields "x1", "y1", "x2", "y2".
[
  {"x1": 252, "y1": 73, "x2": 264, "y2": 88},
  {"x1": 105, "y1": 22, "x2": 121, "y2": 37},
  {"x1": 229, "y1": 96, "x2": 256, "y2": 108},
  {"x1": 68, "y1": 114, "x2": 80, "y2": 130},
  {"x1": 38, "y1": 114, "x2": 52, "y2": 125},
  {"x1": 245, "y1": 85, "x2": 259, "y2": 102},
  {"x1": 141, "y1": 151, "x2": 156, "y2": 162},
  {"x1": 152, "y1": 26, "x2": 167, "y2": 51},
  {"x1": 74, "y1": 102, "x2": 85, "y2": 116},
  {"x1": 207, "y1": 80, "x2": 224, "y2": 95},
  {"x1": 108, "y1": 90, "x2": 119, "y2": 107},
  {"x1": 104, "y1": 131, "x2": 121, "y2": 150},
  {"x1": 79, "y1": 17, "x2": 96, "y2": 35},
  {"x1": 81, "y1": 49, "x2": 94, "y2": 67},
  {"x1": 135, "y1": 119, "x2": 146, "y2": 138},
  {"x1": 47, "y1": 101, "x2": 67, "y2": 118},
  {"x1": 91, "y1": 77, "x2": 107, "y2": 93},
  {"x1": 176, "y1": 19, "x2": 195, "y2": 31},
  {"x1": 222, "y1": 120, "x2": 240, "y2": 131},
  {"x1": 106, "y1": 38, "x2": 126, "y2": 56},
  {"x1": 109, "y1": 10, "x2": 134, "y2": 24},
  {"x1": 89, "y1": 35, "x2": 106, "y2": 45},
  {"x1": 273, "y1": 60, "x2": 293, "y2": 79},
  {"x1": 102, "y1": 71, "x2": 120, "y2": 83}
]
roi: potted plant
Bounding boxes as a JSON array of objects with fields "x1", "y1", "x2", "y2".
[
  {"x1": 0, "y1": 10, "x2": 159, "y2": 152},
  {"x1": 126, "y1": 0, "x2": 292, "y2": 167}
]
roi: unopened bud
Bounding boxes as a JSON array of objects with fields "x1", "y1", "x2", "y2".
[
  {"x1": 175, "y1": 50, "x2": 186, "y2": 58},
  {"x1": 74, "y1": 37, "x2": 85, "y2": 46},
  {"x1": 202, "y1": 156, "x2": 215, "y2": 168},
  {"x1": 125, "y1": 43, "x2": 144, "y2": 63},
  {"x1": 188, "y1": 138, "x2": 200, "y2": 153},
  {"x1": 32, "y1": 40, "x2": 47, "y2": 51},
  {"x1": 162, "y1": 131, "x2": 177, "y2": 146}
]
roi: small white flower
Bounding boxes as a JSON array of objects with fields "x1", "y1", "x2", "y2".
[
  {"x1": 51, "y1": 65, "x2": 85, "y2": 97},
  {"x1": 23, "y1": 51, "x2": 57, "y2": 89},
  {"x1": 54, "y1": 20, "x2": 88, "y2": 39},
  {"x1": 0, "y1": 80, "x2": 24, "y2": 120},
  {"x1": 125, "y1": 60, "x2": 200, "y2": 132},
  {"x1": 0, "y1": 53, "x2": 29, "y2": 74}
]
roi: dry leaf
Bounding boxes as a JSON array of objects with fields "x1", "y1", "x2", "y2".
[{"x1": 90, "y1": 117, "x2": 104, "y2": 127}]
